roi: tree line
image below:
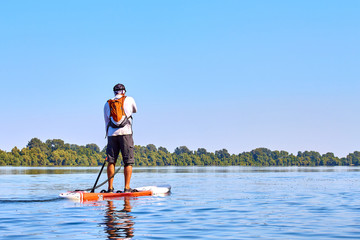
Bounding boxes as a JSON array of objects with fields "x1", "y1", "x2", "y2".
[{"x1": 0, "y1": 138, "x2": 359, "y2": 167}]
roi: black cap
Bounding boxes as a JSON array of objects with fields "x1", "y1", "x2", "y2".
[{"x1": 113, "y1": 83, "x2": 126, "y2": 92}]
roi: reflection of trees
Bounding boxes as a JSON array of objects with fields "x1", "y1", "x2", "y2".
[{"x1": 103, "y1": 198, "x2": 135, "y2": 239}]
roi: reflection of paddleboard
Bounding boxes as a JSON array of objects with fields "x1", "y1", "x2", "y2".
[{"x1": 60, "y1": 185, "x2": 171, "y2": 202}]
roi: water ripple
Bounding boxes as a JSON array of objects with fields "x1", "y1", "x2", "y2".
[{"x1": 2, "y1": 167, "x2": 360, "y2": 239}]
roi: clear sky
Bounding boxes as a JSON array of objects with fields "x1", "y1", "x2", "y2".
[{"x1": 0, "y1": 0, "x2": 359, "y2": 157}]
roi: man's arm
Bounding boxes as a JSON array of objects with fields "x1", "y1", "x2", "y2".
[
  {"x1": 104, "y1": 102, "x2": 110, "y2": 131},
  {"x1": 124, "y1": 97, "x2": 137, "y2": 116},
  {"x1": 132, "y1": 98, "x2": 137, "y2": 113}
]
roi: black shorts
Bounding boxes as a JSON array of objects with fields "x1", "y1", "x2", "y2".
[{"x1": 106, "y1": 134, "x2": 135, "y2": 165}]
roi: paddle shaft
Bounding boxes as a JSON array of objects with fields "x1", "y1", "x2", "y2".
[{"x1": 91, "y1": 160, "x2": 107, "y2": 193}]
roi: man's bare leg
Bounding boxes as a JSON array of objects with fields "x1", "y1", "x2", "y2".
[
  {"x1": 107, "y1": 163, "x2": 115, "y2": 191},
  {"x1": 124, "y1": 165, "x2": 132, "y2": 190}
]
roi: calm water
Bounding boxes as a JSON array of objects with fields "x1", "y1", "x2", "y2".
[{"x1": 1, "y1": 166, "x2": 360, "y2": 239}]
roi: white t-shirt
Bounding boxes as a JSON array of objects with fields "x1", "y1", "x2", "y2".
[{"x1": 104, "y1": 94, "x2": 137, "y2": 136}]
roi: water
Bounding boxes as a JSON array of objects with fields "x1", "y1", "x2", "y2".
[{"x1": 1, "y1": 166, "x2": 360, "y2": 239}]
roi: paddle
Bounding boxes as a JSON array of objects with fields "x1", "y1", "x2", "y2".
[{"x1": 90, "y1": 159, "x2": 107, "y2": 193}]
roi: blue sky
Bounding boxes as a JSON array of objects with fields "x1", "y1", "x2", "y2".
[{"x1": 0, "y1": 0, "x2": 359, "y2": 157}]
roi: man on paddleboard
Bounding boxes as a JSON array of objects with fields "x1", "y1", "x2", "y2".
[{"x1": 104, "y1": 83, "x2": 137, "y2": 193}]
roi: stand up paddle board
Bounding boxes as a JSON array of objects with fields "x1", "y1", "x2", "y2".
[{"x1": 60, "y1": 185, "x2": 171, "y2": 202}]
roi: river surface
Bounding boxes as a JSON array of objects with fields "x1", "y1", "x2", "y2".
[{"x1": 1, "y1": 166, "x2": 360, "y2": 239}]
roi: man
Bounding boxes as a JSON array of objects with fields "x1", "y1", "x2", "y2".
[{"x1": 104, "y1": 83, "x2": 137, "y2": 193}]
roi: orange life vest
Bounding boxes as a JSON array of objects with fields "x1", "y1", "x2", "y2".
[
  {"x1": 106, "y1": 96, "x2": 131, "y2": 131},
  {"x1": 108, "y1": 96, "x2": 127, "y2": 123}
]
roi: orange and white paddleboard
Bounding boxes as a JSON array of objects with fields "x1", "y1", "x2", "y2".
[{"x1": 60, "y1": 185, "x2": 171, "y2": 202}]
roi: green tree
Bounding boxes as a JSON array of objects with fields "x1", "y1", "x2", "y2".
[
  {"x1": 27, "y1": 138, "x2": 49, "y2": 153},
  {"x1": 86, "y1": 143, "x2": 100, "y2": 153},
  {"x1": 196, "y1": 148, "x2": 208, "y2": 156},
  {"x1": 46, "y1": 139, "x2": 65, "y2": 151},
  {"x1": 2, "y1": 137, "x2": 359, "y2": 167},
  {"x1": 346, "y1": 151, "x2": 360, "y2": 166},
  {"x1": 174, "y1": 146, "x2": 192, "y2": 155},
  {"x1": 146, "y1": 144, "x2": 157, "y2": 152},
  {"x1": 158, "y1": 146, "x2": 169, "y2": 153},
  {"x1": 0, "y1": 150, "x2": 7, "y2": 166}
]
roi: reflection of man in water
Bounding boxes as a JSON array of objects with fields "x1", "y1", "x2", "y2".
[{"x1": 104, "y1": 198, "x2": 134, "y2": 239}]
